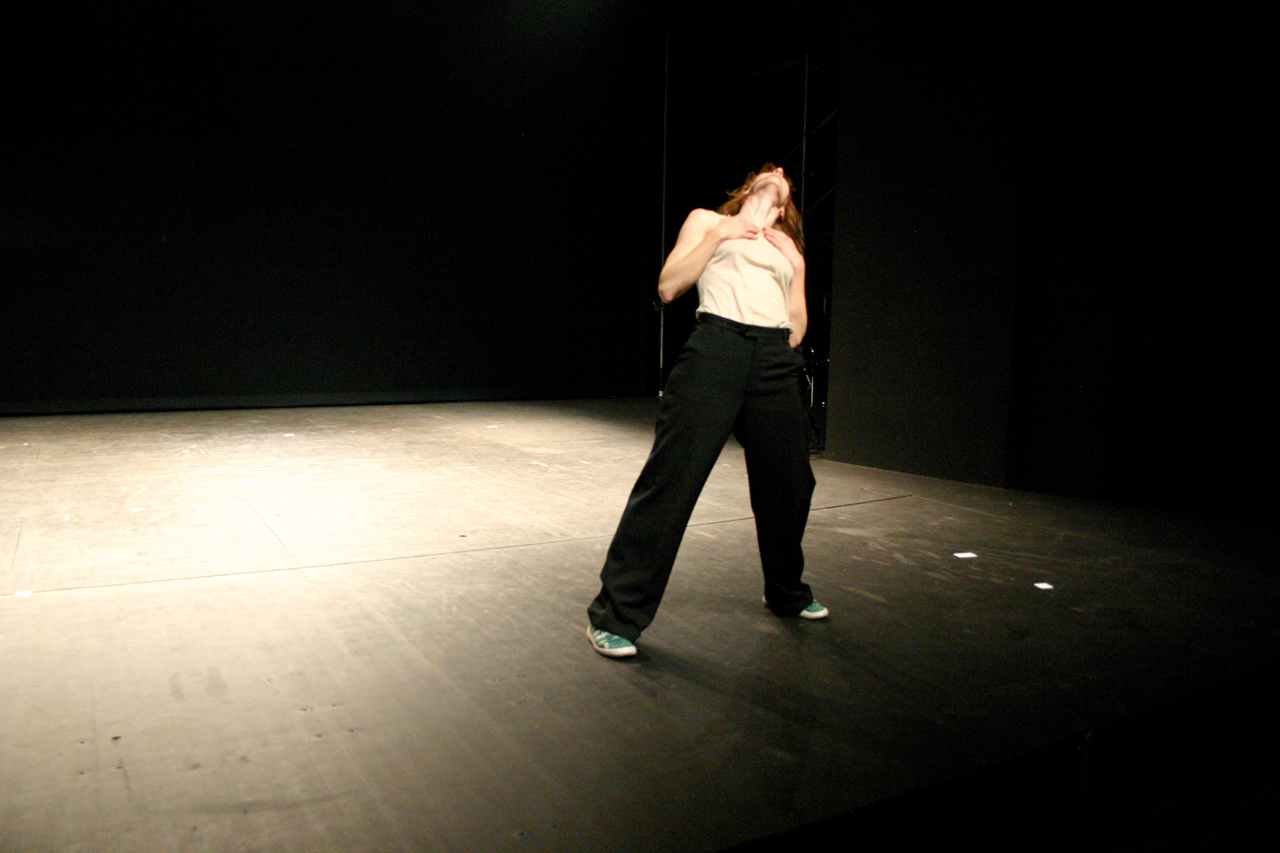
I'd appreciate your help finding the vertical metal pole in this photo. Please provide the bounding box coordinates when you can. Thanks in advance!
[801,52,815,409]
[801,52,809,220]
[658,2,671,397]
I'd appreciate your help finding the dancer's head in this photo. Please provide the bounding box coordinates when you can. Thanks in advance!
[717,163,804,252]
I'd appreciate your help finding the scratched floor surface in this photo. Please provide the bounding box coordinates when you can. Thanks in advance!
[1,399,1274,852]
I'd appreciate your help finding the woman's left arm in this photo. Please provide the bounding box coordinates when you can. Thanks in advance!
[787,264,807,350]
[763,228,807,349]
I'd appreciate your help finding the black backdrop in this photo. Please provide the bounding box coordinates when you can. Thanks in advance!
[824,4,1263,516]
[3,2,664,410]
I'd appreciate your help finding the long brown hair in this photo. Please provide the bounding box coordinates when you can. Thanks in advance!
[716,163,805,254]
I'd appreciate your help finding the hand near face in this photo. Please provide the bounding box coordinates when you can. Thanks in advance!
[762,227,804,271]
[712,216,762,243]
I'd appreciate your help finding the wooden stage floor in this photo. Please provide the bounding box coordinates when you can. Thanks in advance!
[1,398,1274,851]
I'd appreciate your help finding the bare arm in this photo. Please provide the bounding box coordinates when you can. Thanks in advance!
[763,228,807,348]
[787,265,807,349]
[657,209,761,303]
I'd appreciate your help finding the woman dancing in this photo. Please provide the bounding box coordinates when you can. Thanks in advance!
[587,164,826,658]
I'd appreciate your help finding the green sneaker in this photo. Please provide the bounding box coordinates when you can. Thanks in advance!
[763,597,830,620]
[799,601,829,620]
[587,626,637,658]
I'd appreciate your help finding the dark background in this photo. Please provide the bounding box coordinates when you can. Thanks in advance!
[2,2,1261,517]
[825,3,1262,516]
[4,1,664,407]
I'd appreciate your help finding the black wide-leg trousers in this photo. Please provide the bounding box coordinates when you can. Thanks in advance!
[587,314,816,641]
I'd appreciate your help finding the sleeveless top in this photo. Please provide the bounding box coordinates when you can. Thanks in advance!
[695,226,794,329]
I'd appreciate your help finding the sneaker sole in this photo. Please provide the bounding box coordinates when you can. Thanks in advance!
[764,597,829,620]
[586,626,637,658]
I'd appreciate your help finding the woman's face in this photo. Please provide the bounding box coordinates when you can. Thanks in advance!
[750,167,790,204]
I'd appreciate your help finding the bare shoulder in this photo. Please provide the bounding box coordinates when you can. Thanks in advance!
[676,208,722,240]
[685,208,722,226]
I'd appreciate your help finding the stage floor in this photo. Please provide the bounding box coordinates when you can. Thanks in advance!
[1,398,1274,851]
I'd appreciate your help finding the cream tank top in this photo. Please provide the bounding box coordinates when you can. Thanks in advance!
[695,225,794,329]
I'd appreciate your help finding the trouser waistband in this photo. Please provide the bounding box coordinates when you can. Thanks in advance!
[697,312,791,341]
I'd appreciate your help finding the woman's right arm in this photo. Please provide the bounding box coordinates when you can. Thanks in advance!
[657,209,758,303]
